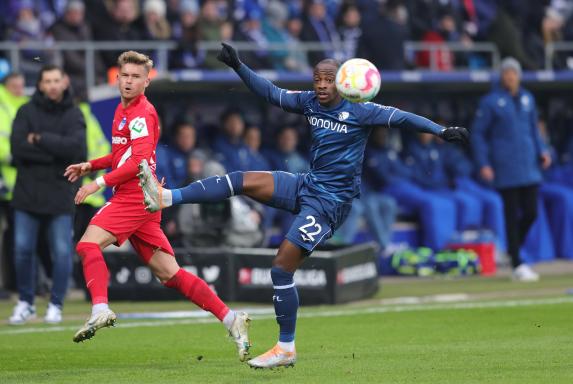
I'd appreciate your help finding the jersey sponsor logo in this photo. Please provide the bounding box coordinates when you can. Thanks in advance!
[338,111,350,121]
[112,136,128,145]
[118,117,127,131]
[286,90,302,93]
[307,116,348,133]
[129,117,149,139]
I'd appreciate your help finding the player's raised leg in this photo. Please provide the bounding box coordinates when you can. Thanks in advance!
[73,225,118,343]
[138,159,274,211]
[248,240,305,369]
[144,244,251,361]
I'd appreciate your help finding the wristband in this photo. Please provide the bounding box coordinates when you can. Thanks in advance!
[95,176,106,188]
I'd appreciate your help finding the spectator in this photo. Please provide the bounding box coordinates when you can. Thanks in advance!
[358,0,409,70]
[336,1,363,61]
[234,7,273,70]
[141,0,172,41]
[300,0,342,66]
[198,0,233,69]
[170,0,205,69]
[156,121,197,188]
[264,126,308,173]
[364,128,456,251]
[7,1,56,84]
[261,0,309,71]
[471,57,551,281]
[92,0,145,69]
[9,65,86,324]
[212,109,250,172]
[49,0,107,98]
[439,136,507,252]
[0,73,28,202]
[244,125,270,171]
[405,132,482,231]
[177,155,263,247]
[0,73,28,298]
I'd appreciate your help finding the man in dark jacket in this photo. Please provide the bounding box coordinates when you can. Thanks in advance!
[471,57,551,282]
[8,65,86,324]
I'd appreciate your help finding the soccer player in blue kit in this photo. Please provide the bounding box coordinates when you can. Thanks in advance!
[138,43,468,368]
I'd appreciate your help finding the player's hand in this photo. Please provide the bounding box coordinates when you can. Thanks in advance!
[64,162,92,182]
[217,42,242,70]
[74,180,100,205]
[540,152,552,169]
[479,166,495,182]
[439,126,469,146]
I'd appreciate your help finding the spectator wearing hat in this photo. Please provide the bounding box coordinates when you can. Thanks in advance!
[141,0,171,41]
[49,0,107,96]
[471,57,552,281]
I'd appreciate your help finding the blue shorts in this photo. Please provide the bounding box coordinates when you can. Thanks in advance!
[268,171,352,254]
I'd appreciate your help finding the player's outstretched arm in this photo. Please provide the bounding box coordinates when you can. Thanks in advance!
[365,105,468,146]
[217,43,308,113]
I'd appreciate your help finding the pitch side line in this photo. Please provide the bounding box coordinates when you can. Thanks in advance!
[1,296,572,336]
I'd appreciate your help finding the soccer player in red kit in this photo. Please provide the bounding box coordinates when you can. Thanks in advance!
[64,51,250,361]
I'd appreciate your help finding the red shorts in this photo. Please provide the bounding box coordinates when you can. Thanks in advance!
[89,198,174,263]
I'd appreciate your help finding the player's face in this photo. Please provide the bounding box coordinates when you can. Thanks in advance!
[118,63,150,102]
[313,63,341,107]
[39,69,66,102]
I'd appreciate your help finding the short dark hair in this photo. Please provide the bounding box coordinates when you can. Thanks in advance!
[220,107,244,124]
[2,72,23,85]
[315,58,341,70]
[36,65,63,85]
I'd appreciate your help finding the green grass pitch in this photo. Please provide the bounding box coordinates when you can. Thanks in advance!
[1,274,572,383]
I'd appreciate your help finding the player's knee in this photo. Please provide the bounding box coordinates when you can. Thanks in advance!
[76,242,100,259]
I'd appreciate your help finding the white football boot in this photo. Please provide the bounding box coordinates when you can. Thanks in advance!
[137,159,165,213]
[512,264,540,282]
[9,300,36,325]
[248,344,297,369]
[228,312,251,361]
[73,309,117,343]
[44,303,63,324]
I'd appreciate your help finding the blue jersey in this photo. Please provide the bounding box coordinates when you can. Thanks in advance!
[236,65,443,203]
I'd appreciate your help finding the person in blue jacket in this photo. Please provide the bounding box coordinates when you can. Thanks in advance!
[139,43,468,368]
[155,121,197,188]
[212,109,251,172]
[471,57,551,281]
[364,128,457,251]
[243,125,271,171]
[263,125,309,174]
[405,132,482,231]
[439,138,507,252]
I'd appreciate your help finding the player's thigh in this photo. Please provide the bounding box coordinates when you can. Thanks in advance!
[243,171,274,202]
[129,220,175,264]
[79,225,117,249]
[284,207,333,256]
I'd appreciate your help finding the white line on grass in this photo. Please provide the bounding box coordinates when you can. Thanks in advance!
[1,296,572,336]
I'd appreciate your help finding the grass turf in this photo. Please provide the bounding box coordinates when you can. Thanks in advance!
[1,275,572,383]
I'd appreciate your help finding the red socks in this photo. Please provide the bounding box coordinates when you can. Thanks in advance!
[76,242,109,305]
[164,269,229,321]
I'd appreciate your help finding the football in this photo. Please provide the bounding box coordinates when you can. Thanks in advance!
[335,58,381,103]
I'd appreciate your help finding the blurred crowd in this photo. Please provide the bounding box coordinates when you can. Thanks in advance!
[1,0,573,97]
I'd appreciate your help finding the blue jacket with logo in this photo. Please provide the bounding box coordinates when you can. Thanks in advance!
[471,86,545,189]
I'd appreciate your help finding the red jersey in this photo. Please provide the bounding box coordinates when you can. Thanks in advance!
[89,94,159,200]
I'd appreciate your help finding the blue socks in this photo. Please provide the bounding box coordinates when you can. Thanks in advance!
[172,171,244,205]
[271,267,298,342]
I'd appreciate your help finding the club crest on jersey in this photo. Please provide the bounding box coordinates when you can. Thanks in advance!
[118,117,127,131]
[338,111,349,121]
[129,117,149,139]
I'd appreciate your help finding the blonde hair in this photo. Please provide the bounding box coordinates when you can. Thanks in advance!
[117,51,154,73]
